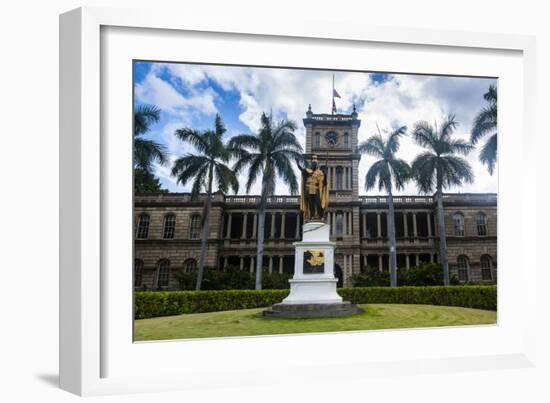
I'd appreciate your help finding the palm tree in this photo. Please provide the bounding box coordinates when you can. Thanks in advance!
[358,126,410,287]
[471,85,498,174]
[172,114,239,290]
[133,104,167,172]
[411,115,474,285]
[229,113,303,290]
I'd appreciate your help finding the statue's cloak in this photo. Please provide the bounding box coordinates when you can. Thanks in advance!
[300,167,330,220]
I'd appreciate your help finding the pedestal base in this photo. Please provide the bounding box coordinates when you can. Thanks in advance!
[263,301,364,318]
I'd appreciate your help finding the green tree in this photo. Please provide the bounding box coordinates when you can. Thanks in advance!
[411,115,474,285]
[471,85,498,174]
[133,104,167,192]
[133,104,167,172]
[172,114,239,290]
[134,168,167,193]
[229,113,303,290]
[358,126,410,287]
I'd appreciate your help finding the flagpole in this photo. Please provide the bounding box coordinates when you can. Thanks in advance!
[332,74,334,114]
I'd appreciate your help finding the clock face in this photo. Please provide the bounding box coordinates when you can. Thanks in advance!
[325,131,339,146]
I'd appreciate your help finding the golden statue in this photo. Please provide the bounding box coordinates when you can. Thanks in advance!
[298,155,329,221]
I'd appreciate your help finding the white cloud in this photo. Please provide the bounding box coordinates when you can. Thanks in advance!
[141,63,497,196]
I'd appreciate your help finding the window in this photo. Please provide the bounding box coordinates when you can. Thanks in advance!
[335,212,344,236]
[184,258,198,273]
[343,132,349,147]
[457,255,470,282]
[453,212,465,236]
[136,213,150,239]
[335,166,343,190]
[476,212,487,236]
[480,255,493,280]
[314,132,321,148]
[163,214,176,239]
[134,259,144,287]
[157,259,170,288]
[189,214,201,239]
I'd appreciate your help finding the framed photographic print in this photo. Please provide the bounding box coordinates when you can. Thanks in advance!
[60,6,536,396]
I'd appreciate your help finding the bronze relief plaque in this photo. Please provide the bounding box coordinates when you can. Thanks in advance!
[303,249,325,274]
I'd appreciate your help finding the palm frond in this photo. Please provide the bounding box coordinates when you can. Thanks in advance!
[174,128,209,153]
[479,133,497,175]
[134,138,167,172]
[134,104,161,136]
[411,121,436,148]
[358,135,385,157]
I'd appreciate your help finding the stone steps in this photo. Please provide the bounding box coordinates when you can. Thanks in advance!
[262,301,364,318]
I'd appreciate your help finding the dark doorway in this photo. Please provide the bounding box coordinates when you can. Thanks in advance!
[334,264,343,288]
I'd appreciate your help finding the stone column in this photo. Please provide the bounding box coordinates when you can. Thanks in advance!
[252,213,257,239]
[281,212,286,239]
[268,256,273,273]
[279,256,284,273]
[378,255,383,272]
[348,211,352,235]
[295,213,300,239]
[377,212,382,238]
[226,213,232,239]
[412,213,418,237]
[249,257,254,272]
[430,253,434,263]
[403,211,408,238]
[427,213,432,237]
[415,254,420,266]
[362,213,367,238]
[223,256,228,267]
[406,255,410,269]
[239,257,244,271]
[270,213,276,239]
[241,213,248,239]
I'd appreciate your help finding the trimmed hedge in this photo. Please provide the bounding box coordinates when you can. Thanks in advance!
[135,285,496,319]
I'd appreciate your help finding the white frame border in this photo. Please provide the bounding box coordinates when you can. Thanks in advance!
[59,6,537,396]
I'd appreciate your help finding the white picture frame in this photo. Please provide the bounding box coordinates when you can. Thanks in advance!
[59,6,537,396]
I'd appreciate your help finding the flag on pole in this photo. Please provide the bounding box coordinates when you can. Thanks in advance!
[331,74,340,114]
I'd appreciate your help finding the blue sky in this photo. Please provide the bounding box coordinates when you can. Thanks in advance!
[134,61,497,195]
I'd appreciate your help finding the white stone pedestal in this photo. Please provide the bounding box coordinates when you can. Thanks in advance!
[281,221,343,304]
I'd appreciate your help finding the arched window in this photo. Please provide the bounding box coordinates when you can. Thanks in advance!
[156,259,170,288]
[163,213,176,239]
[453,212,465,236]
[343,132,349,147]
[183,258,198,273]
[335,166,343,190]
[476,212,487,236]
[136,213,150,239]
[335,212,344,236]
[189,214,201,239]
[480,255,493,280]
[457,255,470,282]
[134,259,144,287]
[314,132,321,148]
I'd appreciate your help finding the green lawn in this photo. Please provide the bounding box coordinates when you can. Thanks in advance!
[134,304,496,341]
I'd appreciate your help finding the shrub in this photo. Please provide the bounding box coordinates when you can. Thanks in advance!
[135,289,289,319]
[173,266,291,290]
[340,286,496,311]
[134,285,496,319]
[351,263,460,287]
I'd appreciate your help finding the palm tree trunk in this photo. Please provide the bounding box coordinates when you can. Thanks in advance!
[436,185,450,286]
[196,165,213,290]
[387,188,398,287]
[255,175,269,290]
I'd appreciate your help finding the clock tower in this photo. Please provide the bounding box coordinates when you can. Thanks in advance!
[303,104,362,284]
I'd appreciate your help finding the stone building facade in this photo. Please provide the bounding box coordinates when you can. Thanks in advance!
[134,108,497,289]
